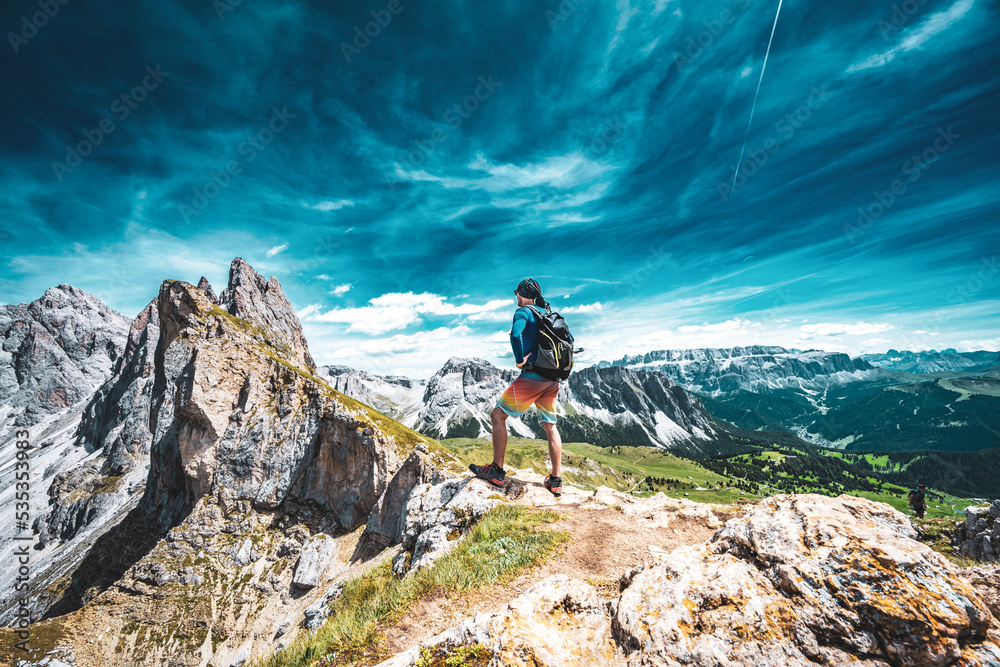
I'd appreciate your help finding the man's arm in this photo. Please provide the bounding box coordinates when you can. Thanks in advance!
[510,308,532,367]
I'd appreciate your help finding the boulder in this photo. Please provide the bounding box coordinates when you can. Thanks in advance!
[376,575,620,667]
[303,581,345,630]
[957,501,1000,562]
[293,534,337,589]
[613,494,1000,666]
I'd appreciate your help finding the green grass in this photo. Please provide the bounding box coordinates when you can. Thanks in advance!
[441,437,734,498]
[252,504,567,667]
[439,437,980,513]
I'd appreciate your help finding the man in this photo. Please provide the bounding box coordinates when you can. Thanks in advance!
[470,278,565,496]
[908,484,927,519]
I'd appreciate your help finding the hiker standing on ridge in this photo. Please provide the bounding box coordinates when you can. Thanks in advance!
[470,278,567,497]
[908,484,927,519]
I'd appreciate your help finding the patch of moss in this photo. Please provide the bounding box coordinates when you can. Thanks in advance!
[416,643,492,666]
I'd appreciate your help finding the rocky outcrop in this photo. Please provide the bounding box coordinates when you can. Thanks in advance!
[11,259,430,635]
[293,534,338,588]
[392,476,503,576]
[956,500,1000,562]
[217,257,315,370]
[612,494,1000,666]
[355,449,452,561]
[380,494,1000,667]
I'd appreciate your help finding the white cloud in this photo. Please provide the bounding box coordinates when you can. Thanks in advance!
[467,152,612,192]
[296,303,322,319]
[548,213,599,225]
[307,199,355,211]
[847,0,974,72]
[302,292,509,334]
[561,302,604,314]
[957,338,1000,351]
[678,318,760,333]
[315,274,332,281]
[911,329,940,336]
[799,322,895,338]
[858,337,893,352]
[331,283,352,296]
[266,243,289,257]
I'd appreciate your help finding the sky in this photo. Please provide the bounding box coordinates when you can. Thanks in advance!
[1,0,998,378]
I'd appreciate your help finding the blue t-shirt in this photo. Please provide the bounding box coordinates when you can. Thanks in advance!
[509,306,545,380]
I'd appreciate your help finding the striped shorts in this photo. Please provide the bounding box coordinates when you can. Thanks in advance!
[496,375,560,424]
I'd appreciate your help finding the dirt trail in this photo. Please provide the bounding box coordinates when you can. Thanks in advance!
[382,473,739,656]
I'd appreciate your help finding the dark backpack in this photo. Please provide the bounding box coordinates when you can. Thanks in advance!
[525,305,579,381]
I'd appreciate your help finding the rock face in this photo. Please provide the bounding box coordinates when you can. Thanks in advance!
[217,257,315,370]
[604,345,877,395]
[0,284,130,429]
[293,534,338,588]
[380,494,1000,667]
[355,450,451,561]
[391,476,503,576]
[956,500,1000,562]
[566,365,714,447]
[0,286,132,625]
[3,259,430,649]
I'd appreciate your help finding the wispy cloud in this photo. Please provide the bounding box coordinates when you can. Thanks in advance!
[847,0,975,72]
[266,243,289,257]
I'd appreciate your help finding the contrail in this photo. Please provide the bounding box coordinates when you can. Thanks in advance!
[730,0,785,195]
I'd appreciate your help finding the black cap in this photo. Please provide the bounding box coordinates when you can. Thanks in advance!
[515,278,541,299]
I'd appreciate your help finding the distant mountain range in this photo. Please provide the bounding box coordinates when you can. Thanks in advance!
[858,349,1000,374]
[322,358,719,455]
[320,345,1000,456]
[600,346,1000,453]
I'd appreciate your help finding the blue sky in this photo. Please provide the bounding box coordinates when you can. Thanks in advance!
[1,0,998,377]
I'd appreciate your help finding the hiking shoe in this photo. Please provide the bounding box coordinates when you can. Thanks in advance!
[469,462,506,487]
[544,474,563,497]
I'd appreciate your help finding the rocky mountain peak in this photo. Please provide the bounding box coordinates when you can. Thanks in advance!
[0,283,130,426]
[216,257,315,370]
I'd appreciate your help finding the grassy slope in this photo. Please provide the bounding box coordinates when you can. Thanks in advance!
[251,505,566,667]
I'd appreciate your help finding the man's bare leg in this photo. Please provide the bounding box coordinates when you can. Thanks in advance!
[490,406,509,469]
[541,421,562,477]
